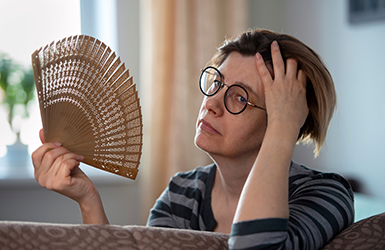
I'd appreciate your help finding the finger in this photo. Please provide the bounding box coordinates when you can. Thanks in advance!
[39,153,83,190]
[297,69,307,88]
[57,153,84,177]
[31,142,62,172]
[35,146,69,180]
[57,158,82,183]
[39,129,45,144]
[51,152,83,177]
[270,41,285,79]
[255,52,273,86]
[286,58,298,80]
[41,154,66,189]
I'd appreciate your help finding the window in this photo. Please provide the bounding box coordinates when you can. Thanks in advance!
[0,0,81,178]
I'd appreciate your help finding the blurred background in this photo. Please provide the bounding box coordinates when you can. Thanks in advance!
[1,0,385,226]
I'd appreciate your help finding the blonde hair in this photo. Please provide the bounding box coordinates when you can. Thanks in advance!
[209,29,336,156]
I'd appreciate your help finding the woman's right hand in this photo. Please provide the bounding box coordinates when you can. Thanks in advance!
[31,129,109,224]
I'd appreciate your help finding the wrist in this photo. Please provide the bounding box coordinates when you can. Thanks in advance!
[78,188,109,224]
[266,119,300,146]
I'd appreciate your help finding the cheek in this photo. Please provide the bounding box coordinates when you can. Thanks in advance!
[239,115,267,142]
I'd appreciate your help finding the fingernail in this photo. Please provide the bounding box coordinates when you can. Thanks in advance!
[76,155,84,161]
[53,142,62,147]
[272,41,279,47]
[256,53,262,60]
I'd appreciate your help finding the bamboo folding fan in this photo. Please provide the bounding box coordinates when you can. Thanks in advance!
[31,35,142,179]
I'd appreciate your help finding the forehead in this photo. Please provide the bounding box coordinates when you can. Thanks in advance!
[217,52,262,96]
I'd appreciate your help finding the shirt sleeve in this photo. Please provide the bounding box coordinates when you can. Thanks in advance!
[228,175,355,250]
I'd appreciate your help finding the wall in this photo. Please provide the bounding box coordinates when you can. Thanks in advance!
[315,0,385,198]
[0,172,140,225]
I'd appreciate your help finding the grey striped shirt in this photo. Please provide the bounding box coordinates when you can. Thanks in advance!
[147,162,354,249]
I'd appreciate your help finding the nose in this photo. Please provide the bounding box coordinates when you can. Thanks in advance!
[202,89,225,116]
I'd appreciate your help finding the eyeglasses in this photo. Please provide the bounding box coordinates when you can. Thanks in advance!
[199,66,266,115]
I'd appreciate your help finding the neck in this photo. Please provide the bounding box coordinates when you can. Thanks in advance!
[212,153,257,200]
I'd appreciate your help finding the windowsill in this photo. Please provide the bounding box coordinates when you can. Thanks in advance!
[0,141,137,188]
[0,139,142,186]
[0,162,136,188]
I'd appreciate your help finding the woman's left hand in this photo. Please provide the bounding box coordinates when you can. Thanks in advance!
[256,40,309,134]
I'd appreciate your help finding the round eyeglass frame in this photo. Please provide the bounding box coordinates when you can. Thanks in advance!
[199,66,266,115]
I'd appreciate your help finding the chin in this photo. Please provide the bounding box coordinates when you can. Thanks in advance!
[194,134,204,151]
[194,139,217,164]
[194,132,212,154]
[195,136,222,161]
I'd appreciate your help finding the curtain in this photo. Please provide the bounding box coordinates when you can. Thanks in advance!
[139,0,248,224]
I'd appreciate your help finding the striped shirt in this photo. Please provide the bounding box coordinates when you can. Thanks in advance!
[147,162,354,250]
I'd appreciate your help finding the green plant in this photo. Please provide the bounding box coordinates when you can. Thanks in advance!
[0,52,35,137]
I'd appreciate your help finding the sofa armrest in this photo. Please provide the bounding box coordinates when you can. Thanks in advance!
[322,212,385,250]
[6,213,383,250]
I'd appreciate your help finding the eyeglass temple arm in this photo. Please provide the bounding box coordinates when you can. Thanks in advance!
[247,102,266,111]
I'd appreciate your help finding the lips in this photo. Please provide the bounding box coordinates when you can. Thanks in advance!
[199,119,221,134]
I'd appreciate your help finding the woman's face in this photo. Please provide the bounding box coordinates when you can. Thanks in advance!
[195,52,267,160]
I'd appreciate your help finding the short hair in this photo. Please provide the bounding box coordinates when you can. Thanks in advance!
[208,29,336,156]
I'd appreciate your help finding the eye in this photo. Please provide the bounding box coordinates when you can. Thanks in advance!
[213,80,221,88]
[208,79,221,91]
[236,95,247,104]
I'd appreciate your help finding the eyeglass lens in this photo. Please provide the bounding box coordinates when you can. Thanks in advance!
[224,85,248,114]
[200,67,221,96]
[200,67,249,114]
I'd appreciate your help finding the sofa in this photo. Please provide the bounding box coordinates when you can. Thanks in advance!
[0,212,384,250]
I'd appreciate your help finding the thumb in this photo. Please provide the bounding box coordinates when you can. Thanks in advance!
[39,129,45,144]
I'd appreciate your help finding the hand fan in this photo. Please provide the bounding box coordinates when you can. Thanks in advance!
[31,35,142,179]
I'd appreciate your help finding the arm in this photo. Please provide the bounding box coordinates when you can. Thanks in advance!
[230,41,354,249]
[230,169,354,249]
[229,41,314,249]
[32,129,109,224]
[233,41,308,223]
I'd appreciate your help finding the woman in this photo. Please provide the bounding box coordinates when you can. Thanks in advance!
[32,29,354,249]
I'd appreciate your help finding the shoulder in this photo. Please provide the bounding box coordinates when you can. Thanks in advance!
[289,161,355,229]
[173,164,215,179]
[169,164,216,189]
[148,164,216,229]
[289,161,354,198]
[286,162,355,248]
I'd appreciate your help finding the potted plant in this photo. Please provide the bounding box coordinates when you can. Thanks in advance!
[0,52,35,173]
[0,52,35,140]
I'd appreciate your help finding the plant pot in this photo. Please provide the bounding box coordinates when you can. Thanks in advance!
[0,138,33,179]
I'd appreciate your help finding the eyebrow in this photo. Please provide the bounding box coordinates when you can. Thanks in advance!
[221,72,259,98]
[234,81,258,97]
